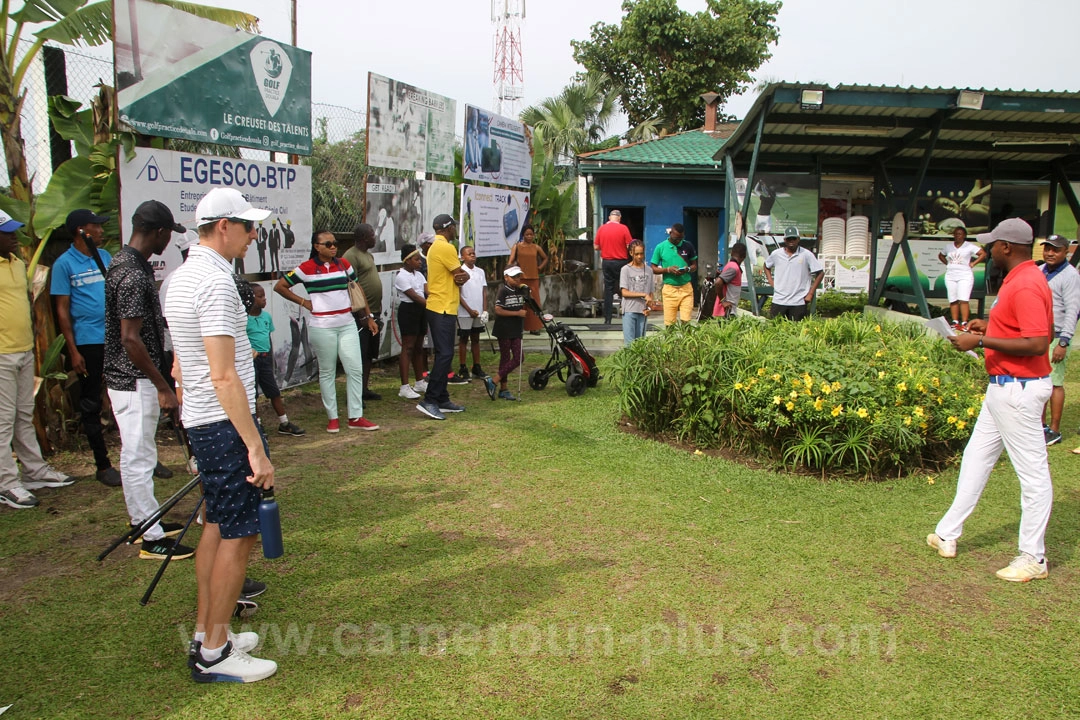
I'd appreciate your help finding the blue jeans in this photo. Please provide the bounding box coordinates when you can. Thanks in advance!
[623,312,647,347]
[424,311,457,405]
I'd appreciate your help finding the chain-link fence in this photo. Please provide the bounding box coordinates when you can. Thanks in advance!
[16,40,373,236]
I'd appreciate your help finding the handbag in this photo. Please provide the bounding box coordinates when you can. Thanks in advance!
[336,259,368,313]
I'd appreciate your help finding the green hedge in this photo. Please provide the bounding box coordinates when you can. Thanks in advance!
[610,314,986,479]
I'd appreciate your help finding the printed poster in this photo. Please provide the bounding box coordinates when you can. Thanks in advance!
[463,105,533,189]
[364,177,453,265]
[366,73,456,175]
[460,184,531,258]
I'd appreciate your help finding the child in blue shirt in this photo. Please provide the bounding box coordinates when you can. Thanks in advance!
[247,284,305,436]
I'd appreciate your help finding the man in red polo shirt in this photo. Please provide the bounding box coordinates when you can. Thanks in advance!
[927,218,1054,582]
[593,209,633,325]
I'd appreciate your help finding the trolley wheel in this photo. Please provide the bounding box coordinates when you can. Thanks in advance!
[586,371,600,388]
[528,368,549,391]
[565,372,586,397]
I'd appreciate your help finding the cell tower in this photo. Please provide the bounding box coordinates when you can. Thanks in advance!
[492,0,525,117]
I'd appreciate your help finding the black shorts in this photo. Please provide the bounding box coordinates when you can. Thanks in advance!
[398,302,426,337]
[253,353,280,399]
[187,417,268,540]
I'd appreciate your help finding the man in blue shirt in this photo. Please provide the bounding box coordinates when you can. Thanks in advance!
[51,209,120,487]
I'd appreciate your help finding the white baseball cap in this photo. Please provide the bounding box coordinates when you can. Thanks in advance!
[503,265,524,277]
[0,210,25,233]
[195,188,272,227]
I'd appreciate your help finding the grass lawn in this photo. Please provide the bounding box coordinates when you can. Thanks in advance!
[3,350,1080,718]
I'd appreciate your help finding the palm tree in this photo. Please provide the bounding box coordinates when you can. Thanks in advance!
[520,71,620,164]
[1,0,259,203]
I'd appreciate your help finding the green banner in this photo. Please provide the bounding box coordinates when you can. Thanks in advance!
[118,36,312,155]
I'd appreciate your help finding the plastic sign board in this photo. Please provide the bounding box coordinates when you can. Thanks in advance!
[366,73,456,175]
[460,184,531,258]
[115,0,312,154]
[463,105,533,190]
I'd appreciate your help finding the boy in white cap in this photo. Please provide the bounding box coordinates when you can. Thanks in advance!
[483,266,528,401]
[164,187,278,682]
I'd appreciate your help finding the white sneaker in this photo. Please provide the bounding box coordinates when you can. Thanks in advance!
[189,631,259,654]
[414,379,428,393]
[995,553,1048,582]
[191,642,277,683]
[399,384,421,400]
[0,486,39,509]
[926,533,956,558]
[22,467,75,489]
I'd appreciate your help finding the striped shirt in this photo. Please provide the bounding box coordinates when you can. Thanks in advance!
[282,258,357,328]
[163,245,255,429]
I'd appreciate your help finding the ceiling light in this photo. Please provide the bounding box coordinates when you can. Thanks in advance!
[803,126,893,137]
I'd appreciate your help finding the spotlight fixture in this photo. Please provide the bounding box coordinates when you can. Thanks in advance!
[956,90,984,110]
[800,89,824,111]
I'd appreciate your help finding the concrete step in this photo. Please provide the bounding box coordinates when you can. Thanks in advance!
[519,317,662,357]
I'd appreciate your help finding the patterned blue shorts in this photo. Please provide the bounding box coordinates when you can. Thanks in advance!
[187,416,269,539]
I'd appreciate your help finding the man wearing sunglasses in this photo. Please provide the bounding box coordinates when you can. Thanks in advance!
[165,187,278,683]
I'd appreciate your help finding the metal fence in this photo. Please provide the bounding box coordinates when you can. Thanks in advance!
[16,40,372,235]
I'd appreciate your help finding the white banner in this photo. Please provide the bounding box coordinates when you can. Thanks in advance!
[250,281,319,390]
[460,184,531,258]
[118,147,313,281]
[364,176,453,265]
[366,73,456,175]
[463,105,533,190]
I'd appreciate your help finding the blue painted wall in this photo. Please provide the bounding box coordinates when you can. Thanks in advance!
[595,177,726,262]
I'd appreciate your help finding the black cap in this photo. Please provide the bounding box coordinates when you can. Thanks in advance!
[433,214,457,231]
[66,209,110,235]
[1043,234,1070,248]
[131,200,186,233]
[783,226,800,239]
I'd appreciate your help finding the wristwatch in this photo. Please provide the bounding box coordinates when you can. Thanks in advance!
[1060,338,1070,348]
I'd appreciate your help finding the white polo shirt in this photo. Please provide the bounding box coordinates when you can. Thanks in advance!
[163,245,255,429]
[765,246,824,306]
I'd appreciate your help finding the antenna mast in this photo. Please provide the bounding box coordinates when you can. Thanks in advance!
[492,0,525,117]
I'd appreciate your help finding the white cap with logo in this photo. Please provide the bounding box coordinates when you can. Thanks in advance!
[0,210,25,233]
[195,188,272,227]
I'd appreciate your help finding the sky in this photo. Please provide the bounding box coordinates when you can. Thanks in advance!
[197,0,1080,133]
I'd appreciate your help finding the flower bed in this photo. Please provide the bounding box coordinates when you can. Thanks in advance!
[610,314,986,478]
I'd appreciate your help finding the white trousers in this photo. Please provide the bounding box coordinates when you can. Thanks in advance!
[108,379,165,541]
[0,350,49,492]
[935,379,1053,560]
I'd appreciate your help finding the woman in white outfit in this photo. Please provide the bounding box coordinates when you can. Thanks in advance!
[938,226,986,329]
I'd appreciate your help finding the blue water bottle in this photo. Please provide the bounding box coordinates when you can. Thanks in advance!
[259,488,284,559]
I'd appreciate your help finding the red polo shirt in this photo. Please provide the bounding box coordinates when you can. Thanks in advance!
[984,259,1053,377]
[594,221,632,261]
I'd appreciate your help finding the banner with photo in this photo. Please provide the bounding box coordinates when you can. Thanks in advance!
[366,73,456,175]
[734,174,820,240]
[463,105,533,189]
[118,147,312,281]
[115,0,311,154]
[250,281,319,391]
[363,176,454,265]
[890,177,992,236]
[460,184,531,258]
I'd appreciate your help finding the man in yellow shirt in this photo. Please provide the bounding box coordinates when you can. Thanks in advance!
[417,214,469,421]
[0,211,75,509]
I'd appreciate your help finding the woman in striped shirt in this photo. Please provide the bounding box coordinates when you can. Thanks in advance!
[275,231,379,433]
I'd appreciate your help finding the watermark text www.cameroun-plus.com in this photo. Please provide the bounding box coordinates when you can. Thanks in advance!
[179,619,896,663]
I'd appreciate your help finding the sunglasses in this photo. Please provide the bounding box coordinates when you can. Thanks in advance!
[229,218,255,232]
[318,241,338,248]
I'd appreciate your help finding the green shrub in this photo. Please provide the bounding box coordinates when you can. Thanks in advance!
[609,314,986,479]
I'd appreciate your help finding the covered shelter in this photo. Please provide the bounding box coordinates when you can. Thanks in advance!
[715,83,1080,316]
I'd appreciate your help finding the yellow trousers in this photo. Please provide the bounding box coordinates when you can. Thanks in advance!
[662,282,694,325]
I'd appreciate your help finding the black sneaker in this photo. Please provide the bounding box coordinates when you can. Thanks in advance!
[234,597,259,618]
[447,372,469,385]
[277,421,306,437]
[96,467,122,487]
[241,577,267,598]
[129,521,184,544]
[1046,428,1063,446]
[153,462,174,479]
[458,365,470,379]
[362,389,382,401]
[438,401,465,413]
[187,639,202,670]
[471,365,486,380]
[139,537,195,560]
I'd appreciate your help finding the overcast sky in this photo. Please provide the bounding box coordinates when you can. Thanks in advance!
[80,0,1080,131]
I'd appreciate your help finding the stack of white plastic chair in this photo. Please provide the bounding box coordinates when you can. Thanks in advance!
[820,217,846,257]
[845,215,870,255]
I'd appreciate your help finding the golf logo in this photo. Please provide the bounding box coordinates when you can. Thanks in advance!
[250,40,293,117]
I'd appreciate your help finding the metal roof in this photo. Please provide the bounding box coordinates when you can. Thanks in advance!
[578,125,737,177]
[717,83,1080,179]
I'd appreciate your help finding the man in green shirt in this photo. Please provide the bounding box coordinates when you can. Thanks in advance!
[649,223,697,325]
[344,223,385,401]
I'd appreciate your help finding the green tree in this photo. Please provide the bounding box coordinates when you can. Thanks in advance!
[520,71,620,164]
[528,126,583,271]
[1,0,258,204]
[571,0,781,132]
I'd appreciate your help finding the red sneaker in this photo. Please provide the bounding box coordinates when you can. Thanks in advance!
[326,419,340,433]
[347,417,380,431]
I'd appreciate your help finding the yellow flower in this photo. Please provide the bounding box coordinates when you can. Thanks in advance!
[831,381,842,391]
[821,384,832,396]
[856,407,868,418]
[967,407,975,417]
[757,367,767,376]
[789,390,799,400]
[734,382,744,390]
[927,476,935,485]
[792,378,802,387]
[772,373,782,382]
[878,371,886,379]
[874,350,884,358]
[903,416,912,426]
[773,396,783,405]
[896,381,908,392]
[917,384,926,392]
[814,398,824,411]
[932,377,940,387]
[748,378,757,386]
[913,406,924,417]
[803,376,814,390]
[874,324,882,333]
[831,405,844,417]
[786,401,795,411]
[920,421,928,430]
[947,416,957,424]
[957,420,967,430]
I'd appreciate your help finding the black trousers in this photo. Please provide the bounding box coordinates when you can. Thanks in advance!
[602,258,628,324]
[76,344,111,470]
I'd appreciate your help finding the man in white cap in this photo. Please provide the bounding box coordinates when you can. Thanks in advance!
[0,211,75,509]
[928,218,1054,582]
[165,187,277,682]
